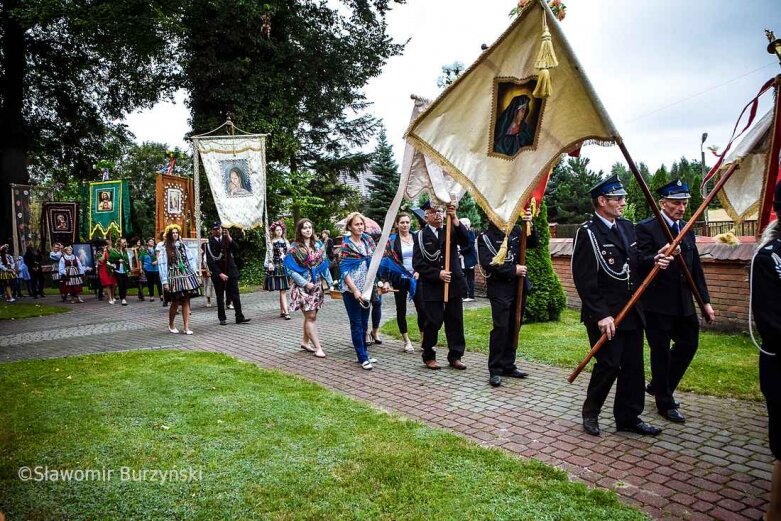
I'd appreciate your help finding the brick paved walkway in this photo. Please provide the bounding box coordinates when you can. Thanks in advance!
[0,291,772,520]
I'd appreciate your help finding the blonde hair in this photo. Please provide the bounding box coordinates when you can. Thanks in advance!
[344,212,366,233]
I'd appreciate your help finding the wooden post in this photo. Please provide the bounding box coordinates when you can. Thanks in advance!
[512,221,530,350]
[617,140,710,319]
[568,160,741,383]
[443,211,452,303]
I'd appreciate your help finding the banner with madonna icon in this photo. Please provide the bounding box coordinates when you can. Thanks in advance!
[43,202,80,247]
[83,180,131,239]
[192,134,268,229]
[156,173,195,238]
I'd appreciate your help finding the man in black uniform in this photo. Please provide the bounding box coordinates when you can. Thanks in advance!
[205,222,250,326]
[636,179,715,424]
[752,181,781,521]
[572,175,671,437]
[413,200,470,370]
[478,211,538,387]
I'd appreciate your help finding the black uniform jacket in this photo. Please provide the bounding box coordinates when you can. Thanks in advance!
[636,216,709,317]
[571,216,644,330]
[413,222,469,301]
[206,236,240,279]
[752,237,781,354]
[478,224,539,299]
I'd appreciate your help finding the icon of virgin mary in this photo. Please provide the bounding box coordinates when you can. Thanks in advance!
[493,94,534,156]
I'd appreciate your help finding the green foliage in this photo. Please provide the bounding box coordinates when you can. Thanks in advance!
[0,350,643,519]
[234,228,267,286]
[364,127,400,225]
[545,157,603,224]
[436,61,464,88]
[457,192,485,230]
[182,0,404,226]
[525,200,566,322]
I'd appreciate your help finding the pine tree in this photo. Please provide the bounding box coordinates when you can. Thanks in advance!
[525,199,567,322]
[364,127,400,226]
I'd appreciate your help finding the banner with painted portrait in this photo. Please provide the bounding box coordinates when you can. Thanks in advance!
[43,202,80,247]
[11,184,52,254]
[84,180,131,239]
[193,135,267,229]
[156,174,195,238]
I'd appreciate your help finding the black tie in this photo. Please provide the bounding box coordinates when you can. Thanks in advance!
[672,221,680,237]
[613,223,628,250]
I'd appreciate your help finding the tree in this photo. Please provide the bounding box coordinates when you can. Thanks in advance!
[181,0,404,233]
[545,156,603,224]
[364,127,400,225]
[0,0,182,241]
[525,199,566,322]
[437,61,464,89]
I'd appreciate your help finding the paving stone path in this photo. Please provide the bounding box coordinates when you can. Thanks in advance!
[0,291,772,520]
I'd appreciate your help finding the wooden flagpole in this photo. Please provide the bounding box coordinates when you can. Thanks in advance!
[568,160,741,383]
[511,221,530,349]
[617,140,710,320]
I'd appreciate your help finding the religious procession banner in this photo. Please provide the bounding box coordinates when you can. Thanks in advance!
[192,135,267,229]
[43,202,80,247]
[403,96,466,206]
[709,106,780,227]
[84,180,131,239]
[404,0,618,230]
[156,174,195,238]
[11,184,51,254]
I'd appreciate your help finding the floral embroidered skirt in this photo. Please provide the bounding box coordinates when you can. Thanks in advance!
[289,284,324,312]
[60,265,83,294]
[264,262,289,291]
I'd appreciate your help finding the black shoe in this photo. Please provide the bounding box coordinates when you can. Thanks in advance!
[489,375,502,387]
[236,318,251,324]
[617,420,662,436]
[219,320,227,326]
[503,369,528,379]
[583,417,601,436]
[163,302,168,307]
[659,408,686,424]
[645,383,680,407]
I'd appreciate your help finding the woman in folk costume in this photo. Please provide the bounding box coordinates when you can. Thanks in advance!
[58,245,85,303]
[159,224,201,335]
[0,244,16,302]
[340,212,389,370]
[49,242,65,301]
[284,218,333,358]
[109,237,131,306]
[264,220,291,319]
[97,238,117,304]
[379,212,421,353]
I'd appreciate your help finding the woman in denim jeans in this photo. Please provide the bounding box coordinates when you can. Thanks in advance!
[339,212,388,370]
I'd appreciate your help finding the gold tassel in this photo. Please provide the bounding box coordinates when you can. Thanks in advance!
[532,12,558,98]
[490,235,509,265]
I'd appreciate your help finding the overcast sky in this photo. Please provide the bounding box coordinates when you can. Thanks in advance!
[126,0,780,176]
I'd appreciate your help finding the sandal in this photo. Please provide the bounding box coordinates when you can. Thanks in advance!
[300,343,316,353]
[283,313,291,320]
[168,326,179,334]
[314,350,326,358]
[371,332,382,345]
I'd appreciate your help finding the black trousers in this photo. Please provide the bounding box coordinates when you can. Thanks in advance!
[394,287,424,335]
[420,298,465,362]
[487,292,527,376]
[213,276,243,322]
[115,273,128,300]
[464,267,475,298]
[582,324,645,426]
[645,312,699,411]
[145,271,162,298]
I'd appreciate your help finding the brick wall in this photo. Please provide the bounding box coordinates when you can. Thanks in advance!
[549,238,753,332]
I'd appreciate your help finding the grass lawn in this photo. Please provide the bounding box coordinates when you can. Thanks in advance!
[381,307,760,401]
[0,301,69,320]
[0,351,643,520]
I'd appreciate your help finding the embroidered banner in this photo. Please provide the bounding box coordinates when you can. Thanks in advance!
[156,174,195,238]
[11,184,52,253]
[404,0,618,230]
[43,202,80,246]
[193,135,267,229]
[84,180,131,239]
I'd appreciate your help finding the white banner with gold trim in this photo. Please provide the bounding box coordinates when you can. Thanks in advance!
[193,135,267,229]
[405,0,618,230]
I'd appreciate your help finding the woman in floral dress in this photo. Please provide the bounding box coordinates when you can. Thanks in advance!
[58,245,85,303]
[284,218,333,358]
